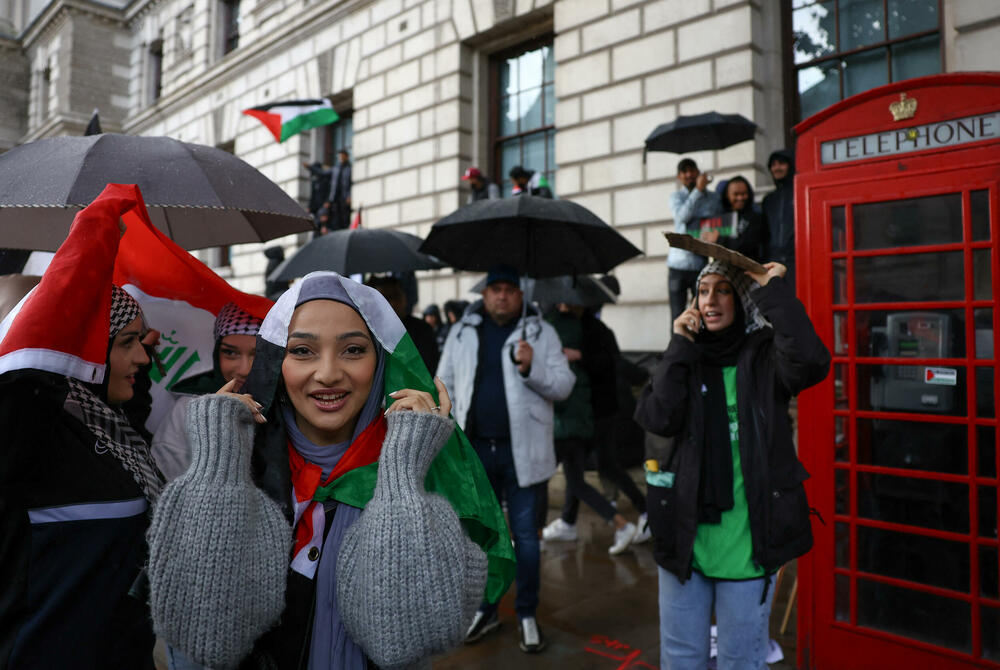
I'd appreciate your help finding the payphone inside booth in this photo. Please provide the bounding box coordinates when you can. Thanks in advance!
[793,74,1000,670]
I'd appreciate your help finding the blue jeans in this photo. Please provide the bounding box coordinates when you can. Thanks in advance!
[473,437,541,619]
[658,567,773,670]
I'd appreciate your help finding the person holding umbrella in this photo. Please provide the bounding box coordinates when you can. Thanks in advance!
[437,265,574,653]
[634,259,829,670]
[668,158,723,322]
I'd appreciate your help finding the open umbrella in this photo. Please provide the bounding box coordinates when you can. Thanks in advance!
[268,228,444,283]
[644,112,756,157]
[420,195,641,278]
[0,134,313,251]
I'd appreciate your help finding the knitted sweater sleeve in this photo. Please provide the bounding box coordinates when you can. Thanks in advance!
[337,410,488,669]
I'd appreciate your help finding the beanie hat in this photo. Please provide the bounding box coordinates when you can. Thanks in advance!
[148,394,291,668]
[337,410,488,668]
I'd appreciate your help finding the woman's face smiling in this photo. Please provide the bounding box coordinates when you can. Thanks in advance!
[281,300,377,446]
[107,316,150,405]
[697,274,736,332]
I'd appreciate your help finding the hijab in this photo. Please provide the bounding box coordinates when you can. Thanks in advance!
[170,302,263,395]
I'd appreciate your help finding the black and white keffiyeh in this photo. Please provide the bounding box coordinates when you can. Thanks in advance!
[64,378,164,503]
[110,284,142,338]
[696,260,770,334]
[213,302,262,340]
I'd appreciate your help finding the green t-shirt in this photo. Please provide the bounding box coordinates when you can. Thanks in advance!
[691,366,764,580]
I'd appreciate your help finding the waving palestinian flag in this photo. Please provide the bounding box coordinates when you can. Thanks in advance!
[242,99,340,143]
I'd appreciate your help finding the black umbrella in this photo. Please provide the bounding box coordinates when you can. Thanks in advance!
[0,134,313,251]
[420,195,641,279]
[644,112,756,156]
[268,228,444,283]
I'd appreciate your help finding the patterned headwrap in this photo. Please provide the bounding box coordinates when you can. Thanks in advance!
[110,284,143,338]
[214,302,263,340]
[696,260,770,334]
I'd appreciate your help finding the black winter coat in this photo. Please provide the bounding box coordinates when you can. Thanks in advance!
[0,371,154,670]
[634,278,830,580]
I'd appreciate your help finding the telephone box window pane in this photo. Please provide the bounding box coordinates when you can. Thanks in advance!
[974,249,992,301]
[971,190,990,242]
[857,578,970,652]
[981,486,997,538]
[984,607,1000,661]
[835,574,851,622]
[834,311,848,355]
[854,251,964,303]
[857,525,969,592]
[856,418,967,474]
[833,259,847,304]
[977,368,995,418]
[980,425,997,478]
[858,472,968,533]
[890,35,941,82]
[982,545,999,599]
[888,0,939,39]
[836,468,850,515]
[858,363,966,416]
[853,194,962,250]
[843,47,888,98]
[799,62,840,120]
[832,205,846,251]
[840,0,885,51]
[975,309,994,359]
[835,363,849,409]
[835,415,849,462]
[856,309,965,360]
[793,1,836,65]
[835,521,850,567]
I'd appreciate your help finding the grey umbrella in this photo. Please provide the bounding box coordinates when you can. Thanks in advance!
[0,134,313,251]
[268,227,444,283]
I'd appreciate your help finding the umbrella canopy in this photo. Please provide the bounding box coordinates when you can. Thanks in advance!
[0,134,313,251]
[268,227,444,283]
[644,112,757,154]
[420,195,641,279]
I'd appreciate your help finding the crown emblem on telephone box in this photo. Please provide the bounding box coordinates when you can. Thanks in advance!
[890,93,918,122]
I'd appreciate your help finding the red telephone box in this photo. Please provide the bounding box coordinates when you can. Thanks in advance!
[795,73,1000,669]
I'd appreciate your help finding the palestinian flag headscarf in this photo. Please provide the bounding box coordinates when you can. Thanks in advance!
[243,271,514,669]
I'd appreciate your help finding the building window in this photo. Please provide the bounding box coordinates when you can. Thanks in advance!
[220,0,241,55]
[491,38,556,196]
[148,38,163,103]
[323,111,353,164]
[791,0,941,121]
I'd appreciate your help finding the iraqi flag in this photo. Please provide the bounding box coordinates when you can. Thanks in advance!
[0,183,272,433]
[242,99,340,143]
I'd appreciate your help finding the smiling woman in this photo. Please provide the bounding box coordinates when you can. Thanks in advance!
[149,272,513,670]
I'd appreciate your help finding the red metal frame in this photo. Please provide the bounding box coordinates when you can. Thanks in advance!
[794,73,1000,670]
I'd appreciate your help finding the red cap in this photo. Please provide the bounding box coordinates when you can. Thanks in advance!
[461,167,482,180]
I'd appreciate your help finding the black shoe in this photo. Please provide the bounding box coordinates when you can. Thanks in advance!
[518,616,545,653]
[465,609,500,643]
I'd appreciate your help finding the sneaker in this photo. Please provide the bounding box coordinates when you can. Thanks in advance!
[609,521,638,555]
[633,513,652,544]
[465,609,500,643]
[542,518,578,542]
[518,616,546,653]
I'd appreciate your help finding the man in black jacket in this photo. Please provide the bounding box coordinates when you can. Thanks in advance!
[762,149,796,290]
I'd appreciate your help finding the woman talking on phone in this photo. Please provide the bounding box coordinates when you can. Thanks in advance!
[635,259,829,670]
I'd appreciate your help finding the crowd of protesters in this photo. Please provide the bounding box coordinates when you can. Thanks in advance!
[0,146,827,670]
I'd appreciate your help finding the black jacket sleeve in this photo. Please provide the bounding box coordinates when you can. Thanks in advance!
[753,277,831,397]
[633,334,699,437]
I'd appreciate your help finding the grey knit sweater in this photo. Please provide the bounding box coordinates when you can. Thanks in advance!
[337,410,488,669]
[148,394,291,669]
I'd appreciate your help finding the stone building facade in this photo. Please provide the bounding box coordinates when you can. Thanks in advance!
[1,0,997,351]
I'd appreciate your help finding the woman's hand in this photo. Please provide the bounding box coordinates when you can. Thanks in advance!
[746,261,787,287]
[673,305,702,342]
[385,377,453,417]
[699,229,720,244]
[216,378,267,424]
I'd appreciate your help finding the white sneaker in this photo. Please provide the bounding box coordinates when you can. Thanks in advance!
[609,521,638,555]
[542,518,578,541]
[518,616,545,653]
[633,513,652,544]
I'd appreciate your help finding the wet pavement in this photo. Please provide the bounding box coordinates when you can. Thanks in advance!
[434,469,799,669]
